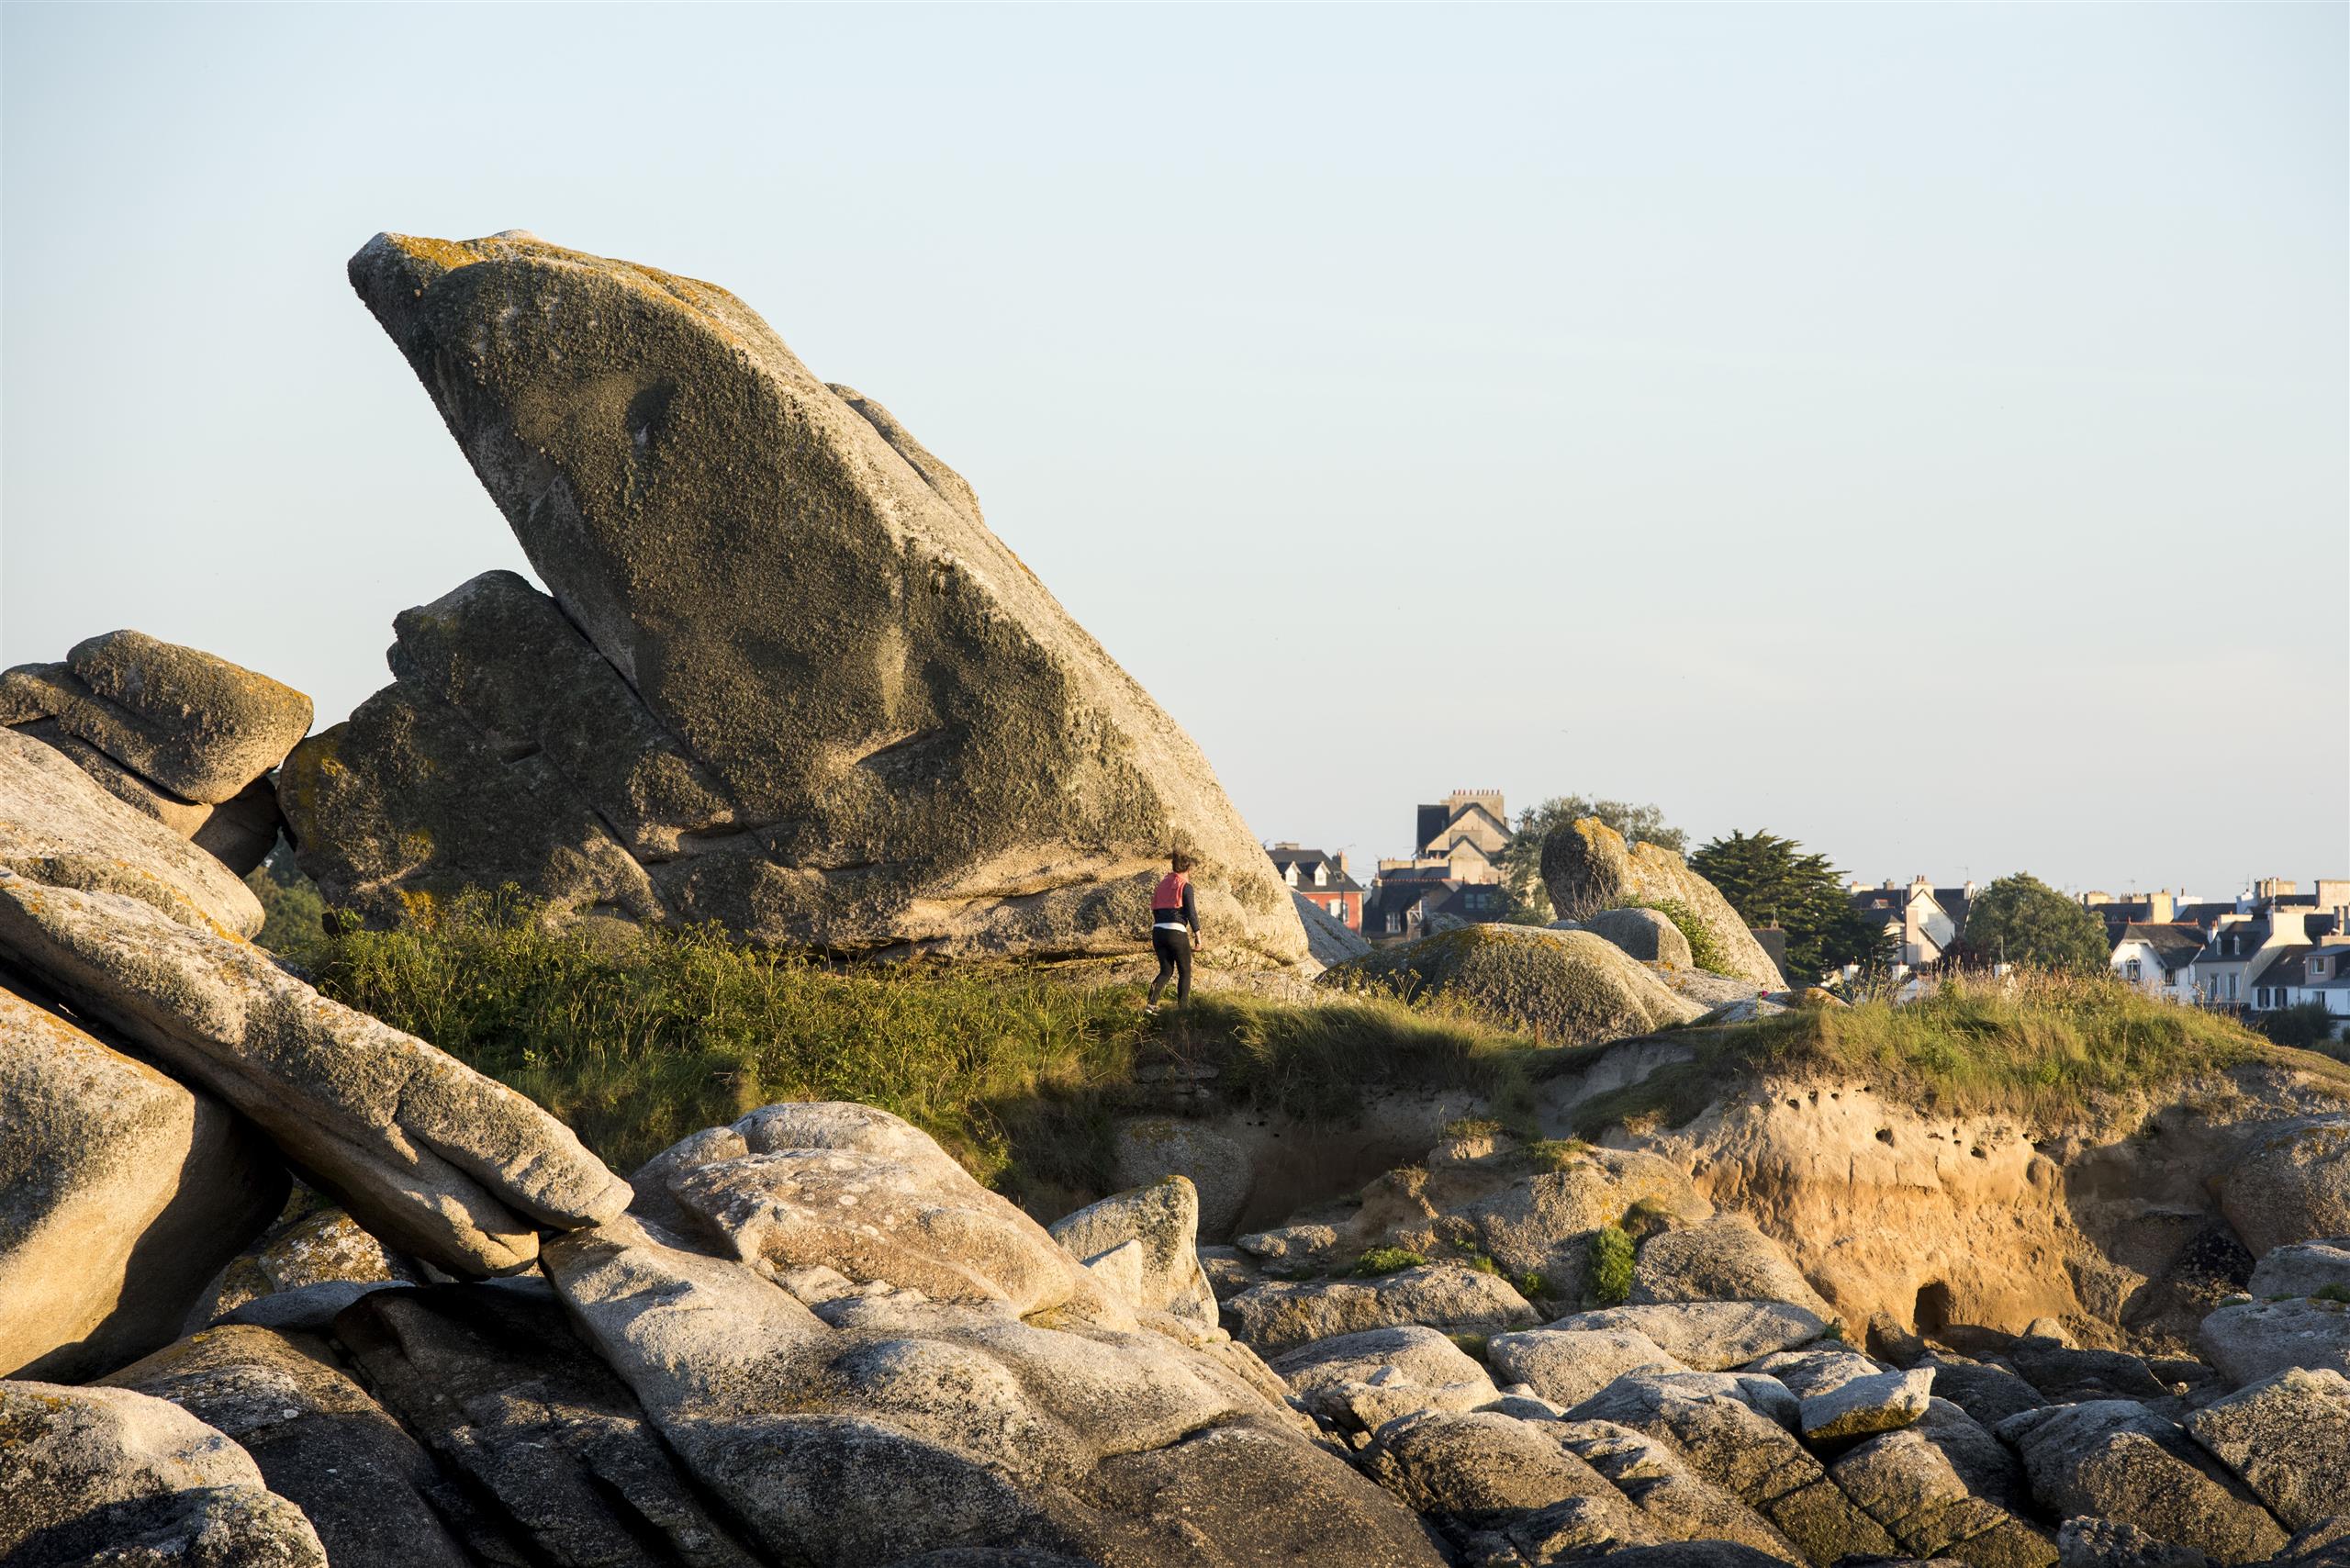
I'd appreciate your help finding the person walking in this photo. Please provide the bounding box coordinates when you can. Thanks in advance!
[1146,850,1199,1011]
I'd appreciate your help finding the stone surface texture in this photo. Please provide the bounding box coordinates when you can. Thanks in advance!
[1539,818,1782,988]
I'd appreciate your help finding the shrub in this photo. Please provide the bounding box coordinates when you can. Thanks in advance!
[1524,1137,1592,1172]
[1518,1271,1553,1300]
[1353,1247,1432,1278]
[1587,1225,1635,1305]
[1638,898,1727,974]
[1449,1332,1491,1360]
[2260,1002,2339,1051]
[244,851,326,958]
[2316,1283,2350,1305]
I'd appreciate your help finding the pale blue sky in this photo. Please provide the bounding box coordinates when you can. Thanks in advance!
[5,3,2344,899]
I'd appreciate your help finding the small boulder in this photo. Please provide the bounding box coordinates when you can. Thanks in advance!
[1582,906,1695,968]
[2000,1400,2288,1564]
[1,985,284,1380]
[1541,1301,1830,1371]
[1322,924,1705,1047]
[0,1379,326,1566]
[1798,1366,1934,1442]
[1223,1265,1538,1357]
[1552,1417,1803,1562]
[2183,1367,2350,1531]
[1359,1408,1651,1537]
[1113,1117,1252,1238]
[1631,1213,1833,1319]
[1539,819,1783,989]
[1487,1326,1687,1409]
[2009,1334,2173,1404]
[2057,1518,2218,1568]
[2248,1238,2350,1301]
[1049,1176,1218,1327]
[1830,1398,2053,1568]
[2198,1298,2350,1388]
[2221,1121,2350,1259]
[1270,1326,1501,1432]
[1927,1354,2051,1428]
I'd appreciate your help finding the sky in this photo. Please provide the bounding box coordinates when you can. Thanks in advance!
[4,3,2344,901]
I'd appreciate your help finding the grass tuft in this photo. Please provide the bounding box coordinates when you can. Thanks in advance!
[1587,1225,1636,1305]
[1353,1247,1433,1277]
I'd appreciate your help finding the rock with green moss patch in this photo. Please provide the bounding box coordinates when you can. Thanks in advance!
[328,229,1304,968]
[1540,820,1781,989]
[1323,924,1704,1047]
[2183,1367,2350,1531]
[2248,1239,2350,1300]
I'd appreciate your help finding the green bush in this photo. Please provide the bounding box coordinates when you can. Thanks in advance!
[1353,1247,1432,1277]
[244,854,326,958]
[1620,1197,1678,1243]
[1524,1137,1592,1172]
[2260,1002,2339,1051]
[1587,1225,1635,1305]
[2316,1283,2350,1305]
[1638,898,1727,974]
[1518,1271,1553,1299]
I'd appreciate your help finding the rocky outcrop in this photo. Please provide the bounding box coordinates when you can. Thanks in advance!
[1,987,283,1380]
[1294,888,1373,964]
[2000,1401,2288,1565]
[1048,1176,1220,1327]
[0,870,632,1276]
[0,1379,328,1566]
[2182,1367,2350,1531]
[1540,819,1781,988]
[2221,1121,2350,1259]
[1224,1264,1539,1356]
[2,631,309,877]
[1579,906,1696,968]
[1325,924,1707,1047]
[285,230,1305,968]
[0,725,265,937]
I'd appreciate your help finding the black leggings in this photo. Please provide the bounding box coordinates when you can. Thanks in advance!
[1148,927,1192,1004]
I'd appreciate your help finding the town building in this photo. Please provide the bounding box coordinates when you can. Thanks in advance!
[1264,844,1363,932]
[2274,944,2350,1039]
[1848,878,1975,969]
[1362,866,1509,943]
[2109,923,2205,1001]
[1376,789,1511,886]
[2186,913,2310,1008]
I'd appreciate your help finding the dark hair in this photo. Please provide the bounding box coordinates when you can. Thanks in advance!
[1170,849,1194,874]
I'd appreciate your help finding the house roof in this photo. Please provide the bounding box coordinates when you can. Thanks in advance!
[2172,902,2238,930]
[2193,921,2275,965]
[2118,923,2205,967]
[1934,888,1974,930]
[1264,846,1363,894]
[2261,946,2315,988]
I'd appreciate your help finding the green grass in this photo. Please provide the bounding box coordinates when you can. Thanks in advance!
[298,890,1556,1201]
[1560,969,2350,1135]
[1587,1225,1635,1305]
[1353,1247,1432,1277]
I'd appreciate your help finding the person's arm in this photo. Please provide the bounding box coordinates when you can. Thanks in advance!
[1183,881,1199,939]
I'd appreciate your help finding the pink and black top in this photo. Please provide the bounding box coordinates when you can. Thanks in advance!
[1151,871,1198,936]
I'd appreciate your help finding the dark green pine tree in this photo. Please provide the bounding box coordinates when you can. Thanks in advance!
[1688,829,1887,982]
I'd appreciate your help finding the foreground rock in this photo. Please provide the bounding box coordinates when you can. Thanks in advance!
[1540,819,1782,989]
[0,1379,326,1566]
[1324,924,1706,1047]
[1270,1325,1502,1432]
[1048,1176,1220,1327]
[2247,1238,2350,1300]
[288,229,1306,968]
[0,871,632,1276]
[2198,1297,2350,1387]
[0,725,265,936]
[2182,1367,2350,1531]
[1828,1399,2052,1568]
[2221,1122,2350,1260]
[1224,1264,1539,1356]
[1542,1302,1830,1372]
[1,987,284,1379]
[2000,1400,2288,1564]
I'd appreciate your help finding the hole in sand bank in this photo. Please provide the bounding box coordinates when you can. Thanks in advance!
[1875,1127,1895,1145]
[1915,1281,1954,1336]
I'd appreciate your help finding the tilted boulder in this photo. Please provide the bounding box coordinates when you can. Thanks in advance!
[1999,1400,2288,1565]
[0,870,632,1277]
[1,986,284,1380]
[2182,1367,2350,1532]
[0,724,265,937]
[1540,819,1782,989]
[1632,1213,1834,1319]
[2221,1120,2350,1259]
[1552,1417,1804,1562]
[1269,1325,1503,1432]
[2247,1238,2350,1300]
[1323,924,1706,1047]
[1359,1407,1658,1549]
[1541,1301,1830,1372]
[1578,905,1695,968]
[1223,1264,1539,1358]
[0,1379,327,1567]
[287,228,1305,967]
[1488,1327,1688,1410]
[98,1324,482,1568]
[3,630,309,877]
[2197,1298,2350,1388]
[1827,1397,2053,1568]
[1048,1176,1220,1327]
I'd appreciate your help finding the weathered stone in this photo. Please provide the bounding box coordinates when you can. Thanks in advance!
[1741,1348,1883,1399]
[1,986,283,1380]
[1270,1326,1502,1430]
[2,630,311,803]
[1223,1265,1539,1357]
[1049,1177,1218,1327]
[1541,1301,1829,1371]
[1112,1118,1253,1238]
[2000,1400,2288,1564]
[1323,924,1706,1047]
[184,1203,423,1335]
[543,1213,1442,1564]
[1582,905,1695,967]
[646,1101,1118,1319]
[1360,1407,1654,1540]
[99,1325,477,1568]
[0,871,632,1277]
[2009,1334,2173,1403]
[2183,1367,2350,1530]
[334,1282,762,1566]
[0,1379,326,1566]
[1539,819,1782,988]
[319,229,1305,966]
[1552,1417,1803,1562]
[1830,1398,2053,1568]
[2198,1298,2350,1388]
[1798,1365,1933,1441]
[1487,1326,1687,1409]
[1294,888,1372,965]
[0,724,264,937]
[2222,1121,2350,1259]
[2057,1518,2217,1568]
[1927,1354,2051,1428]
[1632,1213,1833,1318]
[2249,1238,2350,1300]
[1567,1372,1899,1565]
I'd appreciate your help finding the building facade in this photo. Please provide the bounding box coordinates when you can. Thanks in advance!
[1265,844,1364,932]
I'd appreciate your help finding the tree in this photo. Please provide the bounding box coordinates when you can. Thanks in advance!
[1687,829,1885,982]
[1955,874,2110,973]
[1498,796,1688,924]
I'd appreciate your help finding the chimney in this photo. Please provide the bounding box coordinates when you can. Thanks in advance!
[1334,851,1349,875]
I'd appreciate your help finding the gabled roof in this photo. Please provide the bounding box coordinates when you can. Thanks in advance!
[1934,888,1974,930]
[2193,920,2275,965]
[2171,902,2238,930]
[1264,846,1363,894]
[2260,946,2314,989]
[2117,923,2205,967]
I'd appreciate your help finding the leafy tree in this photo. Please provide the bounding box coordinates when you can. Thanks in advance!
[1499,796,1687,924]
[1688,829,1885,982]
[243,841,327,957]
[1955,874,2110,973]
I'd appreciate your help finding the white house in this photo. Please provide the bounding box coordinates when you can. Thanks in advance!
[2109,923,2204,1002]
[2277,943,2350,1039]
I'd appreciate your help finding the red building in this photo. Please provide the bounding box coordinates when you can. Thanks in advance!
[1266,843,1364,932]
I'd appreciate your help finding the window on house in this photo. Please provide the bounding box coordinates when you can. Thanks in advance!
[1283,866,1298,886]
[1314,864,1327,886]
[1386,913,1402,934]
[2256,988,2268,1008]
[2125,959,2142,981]
[2227,975,2238,1001]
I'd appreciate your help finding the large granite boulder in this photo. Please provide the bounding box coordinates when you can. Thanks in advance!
[1487,1327,1687,1409]
[1222,1265,1539,1357]
[2198,1298,2350,1387]
[2247,1238,2350,1300]
[1999,1401,2288,1564]
[1358,1407,1656,1548]
[0,724,265,937]
[1540,1302,1830,1372]
[286,229,1304,968]
[1048,1176,1220,1327]
[1268,1325,1502,1432]
[1631,1213,1834,1318]
[1827,1398,2053,1568]
[2221,1121,2350,1259]
[1,986,284,1380]
[0,870,632,1277]
[1551,1417,1803,1562]
[2182,1367,2350,1531]
[0,1379,327,1566]
[1322,924,1706,1047]
[1539,819,1782,988]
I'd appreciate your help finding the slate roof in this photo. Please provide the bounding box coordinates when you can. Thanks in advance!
[2117,923,2206,968]
[1934,887,1974,933]
[2258,946,2314,991]
[1265,846,1363,895]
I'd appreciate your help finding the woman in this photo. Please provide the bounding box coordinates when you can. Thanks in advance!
[1146,850,1199,1010]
